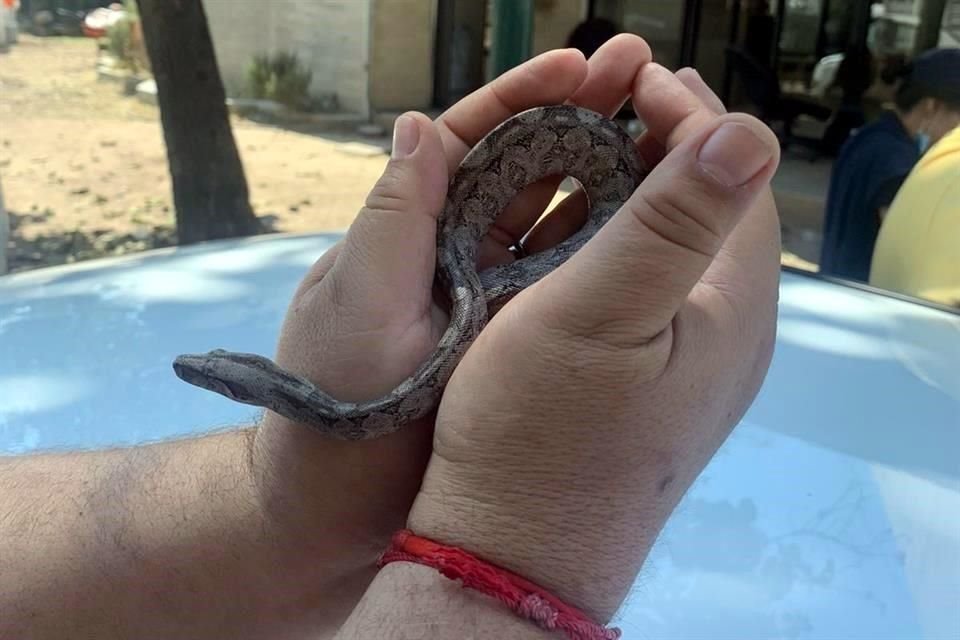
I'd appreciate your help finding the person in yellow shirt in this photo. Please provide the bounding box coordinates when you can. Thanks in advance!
[870,123,960,307]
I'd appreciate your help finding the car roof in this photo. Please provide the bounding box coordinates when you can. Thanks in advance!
[2,232,958,639]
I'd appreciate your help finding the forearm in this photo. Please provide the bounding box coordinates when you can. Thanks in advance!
[334,563,555,640]
[0,428,368,640]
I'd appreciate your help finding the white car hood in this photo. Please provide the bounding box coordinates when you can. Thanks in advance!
[2,232,958,639]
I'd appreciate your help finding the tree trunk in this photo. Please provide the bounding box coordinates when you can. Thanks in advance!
[136,0,261,244]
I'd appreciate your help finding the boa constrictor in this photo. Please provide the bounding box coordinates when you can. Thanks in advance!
[173,105,646,440]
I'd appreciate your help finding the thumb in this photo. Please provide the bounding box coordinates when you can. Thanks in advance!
[543,113,780,343]
[330,112,449,320]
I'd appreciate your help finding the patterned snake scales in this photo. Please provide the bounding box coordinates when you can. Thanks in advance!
[172,105,646,440]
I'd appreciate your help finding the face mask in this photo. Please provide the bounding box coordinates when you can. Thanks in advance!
[916,131,931,155]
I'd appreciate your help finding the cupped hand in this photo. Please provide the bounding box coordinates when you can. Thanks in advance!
[249,36,656,587]
[407,65,782,621]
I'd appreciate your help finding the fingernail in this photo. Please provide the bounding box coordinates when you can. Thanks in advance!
[697,123,772,188]
[392,115,420,160]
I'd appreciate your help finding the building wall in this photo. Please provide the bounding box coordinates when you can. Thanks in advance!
[368,0,437,112]
[204,0,370,115]
[532,0,588,55]
[203,0,267,96]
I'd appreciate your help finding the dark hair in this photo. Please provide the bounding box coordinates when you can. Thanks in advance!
[882,49,960,111]
[884,57,926,110]
[880,54,910,84]
[836,45,874,101]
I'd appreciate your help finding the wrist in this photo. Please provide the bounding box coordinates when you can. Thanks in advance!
[407,495,626,623]
[336,562,555,639]
[252,412,394,568]
[406,454,682,622]
[242,415,393,635]
[379,530,622,639]
[252,409,433,571]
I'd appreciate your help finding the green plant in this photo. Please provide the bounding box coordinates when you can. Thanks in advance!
[247,54,273,99]
[246,52,313,110]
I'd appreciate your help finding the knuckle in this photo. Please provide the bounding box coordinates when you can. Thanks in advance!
[629,189,724,259]
[363,167,409,214]
[363,192,407,217]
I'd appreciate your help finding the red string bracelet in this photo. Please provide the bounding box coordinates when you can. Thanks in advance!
[378,529,621,640]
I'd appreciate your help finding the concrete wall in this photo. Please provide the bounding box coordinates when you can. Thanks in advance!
[532,0,588,55]
[204,0,266,96]
[368,0,436,112]
[204,0,370,115]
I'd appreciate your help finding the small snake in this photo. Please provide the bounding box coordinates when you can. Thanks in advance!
[173,105,646,440]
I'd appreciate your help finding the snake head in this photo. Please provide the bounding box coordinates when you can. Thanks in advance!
[172,350,255,403]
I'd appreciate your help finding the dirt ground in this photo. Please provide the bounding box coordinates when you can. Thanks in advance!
[1,35,390,272]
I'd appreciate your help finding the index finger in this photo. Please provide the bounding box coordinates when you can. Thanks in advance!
[435,49,588,173]
[675,67,727,115]
[631,63,719,152]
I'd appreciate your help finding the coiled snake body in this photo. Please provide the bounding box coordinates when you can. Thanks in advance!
[173,106,646,440]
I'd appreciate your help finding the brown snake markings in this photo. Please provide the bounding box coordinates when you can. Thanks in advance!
[172,106,647,440]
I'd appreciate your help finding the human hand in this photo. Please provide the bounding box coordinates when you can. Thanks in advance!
[407,65,782,621]
[248,35,658,602]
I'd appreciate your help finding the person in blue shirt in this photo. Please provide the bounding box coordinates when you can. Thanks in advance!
[819,48,960,281]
